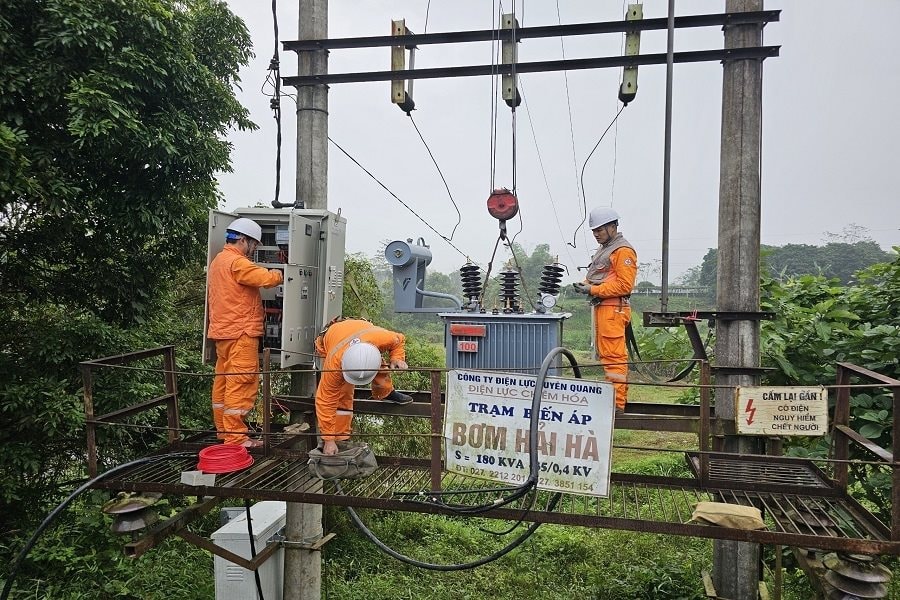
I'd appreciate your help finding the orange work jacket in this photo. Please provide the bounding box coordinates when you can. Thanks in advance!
[315,319,406,440]
[207,245,283,340]
[585,234,637,300]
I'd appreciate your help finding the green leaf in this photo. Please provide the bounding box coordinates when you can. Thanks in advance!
[859,423,885,439]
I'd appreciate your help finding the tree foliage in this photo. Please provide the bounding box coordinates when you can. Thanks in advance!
[697,239,893,289]
[0,0,255,324]
[760,249,900,519]
[0,0,253,538]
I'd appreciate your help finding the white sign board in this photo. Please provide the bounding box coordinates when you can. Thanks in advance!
[444,369,615,497]
[735,386,829,436]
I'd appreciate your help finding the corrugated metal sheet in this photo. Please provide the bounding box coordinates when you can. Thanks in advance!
[440,312,569,374]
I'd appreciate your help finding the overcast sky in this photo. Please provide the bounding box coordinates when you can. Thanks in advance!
[218,1,899,284]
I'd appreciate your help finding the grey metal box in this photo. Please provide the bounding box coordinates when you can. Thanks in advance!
[440,312,569,374]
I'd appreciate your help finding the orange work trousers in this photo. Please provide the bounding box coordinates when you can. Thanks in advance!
[593,303,631,410]
[212,335,260,444]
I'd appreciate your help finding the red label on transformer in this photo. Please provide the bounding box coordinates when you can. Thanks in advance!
[449,323,486,337]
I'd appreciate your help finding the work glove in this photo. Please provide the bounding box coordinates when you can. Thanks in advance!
[572,282,591,295]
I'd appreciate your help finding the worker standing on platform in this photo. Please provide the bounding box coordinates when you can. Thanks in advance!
[314,318,412,455]
[573,207,638,413]
[207,218,283,447]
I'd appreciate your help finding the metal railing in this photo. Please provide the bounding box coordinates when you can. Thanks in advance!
[81,346,180,477]
[832,362,900,539]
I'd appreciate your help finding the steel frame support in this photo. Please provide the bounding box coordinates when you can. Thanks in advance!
[283,47,779,87]
[283,11,780,51]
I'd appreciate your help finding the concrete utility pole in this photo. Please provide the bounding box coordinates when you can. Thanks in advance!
[283,1,328,599]
[713,1,764,598]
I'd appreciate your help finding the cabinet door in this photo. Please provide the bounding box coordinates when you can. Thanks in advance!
[281,214,320,368]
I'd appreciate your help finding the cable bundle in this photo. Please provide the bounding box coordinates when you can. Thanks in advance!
[197,444,254,474]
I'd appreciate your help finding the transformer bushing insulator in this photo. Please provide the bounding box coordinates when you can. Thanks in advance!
[498,269,521,313]
[459,262,483,300]
[538,263,565,296]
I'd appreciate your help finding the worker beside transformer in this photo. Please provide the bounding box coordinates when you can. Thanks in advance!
[207,218,283,447]
[573,207,638,413]
[314,318,413,455]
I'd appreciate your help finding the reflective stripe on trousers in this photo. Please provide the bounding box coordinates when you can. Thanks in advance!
[212,334,260,444]
[593,303,630,410]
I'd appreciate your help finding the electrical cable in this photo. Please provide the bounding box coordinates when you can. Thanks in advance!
[477,234,504,307]
[394,347,581,516]
[476,487,537,535]
[327,136,471,262]
[197,444,254,473]
[569,103,627,248]
[406,113,462,240]
[509,7,518,196]
[609,0,627,211]
[489,1,500,191]
[517,80,579,270]
[0,452,196,600]
[555,0,582,231]
[244,499,266,600]
[341,485,560,571]
[268,0,286,209]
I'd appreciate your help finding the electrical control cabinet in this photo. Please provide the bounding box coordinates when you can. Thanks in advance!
[212,501,286,600]
[203,208,346,369]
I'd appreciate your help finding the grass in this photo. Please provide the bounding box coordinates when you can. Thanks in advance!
[323,509,714,600]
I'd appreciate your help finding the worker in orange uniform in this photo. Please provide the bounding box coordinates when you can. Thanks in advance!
[573,207,638,413]
[207,218,283,447]
[314,318,413,455]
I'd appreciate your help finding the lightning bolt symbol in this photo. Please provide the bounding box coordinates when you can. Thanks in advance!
[745,398,756,425]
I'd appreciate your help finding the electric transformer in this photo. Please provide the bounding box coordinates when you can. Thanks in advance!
[385,238,570,374]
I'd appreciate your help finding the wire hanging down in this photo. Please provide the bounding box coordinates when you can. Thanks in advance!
[328,137,469,261]
[407,113,462,240]
[569,103,627,248]
[267,0,289,209]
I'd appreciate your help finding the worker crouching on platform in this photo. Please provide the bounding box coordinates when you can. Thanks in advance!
[573,207,638,413]
[207,218,283,447]
[314,318,413,455]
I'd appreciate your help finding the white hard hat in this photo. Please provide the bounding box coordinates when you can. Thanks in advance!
[227,218,262,243]
[589,207,620,229]
[341,342,382,385]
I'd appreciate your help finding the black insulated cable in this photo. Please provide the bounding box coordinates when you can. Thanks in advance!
[342,483,561,571]
[1,453,197,600]
[394,347,582,516]
[244,499,266,600]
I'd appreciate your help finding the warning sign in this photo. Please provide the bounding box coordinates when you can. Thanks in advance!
[735,386,828,436]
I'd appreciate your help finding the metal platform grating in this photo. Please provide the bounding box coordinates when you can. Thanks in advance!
[690,455,830,489]
[92,448,899,556]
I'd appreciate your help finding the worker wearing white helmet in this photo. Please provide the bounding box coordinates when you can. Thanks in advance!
[207,217,283,447]
[573,207,638,413]
[314,318,412,455]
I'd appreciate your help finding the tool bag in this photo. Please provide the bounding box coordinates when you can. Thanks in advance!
[308,441,378,480]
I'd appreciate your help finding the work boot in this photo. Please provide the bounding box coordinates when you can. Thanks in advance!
[384,390,414,405]
[615,407,625,416]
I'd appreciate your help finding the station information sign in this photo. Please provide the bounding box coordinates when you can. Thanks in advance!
[735,386,829,436]
[444,369,615,497]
